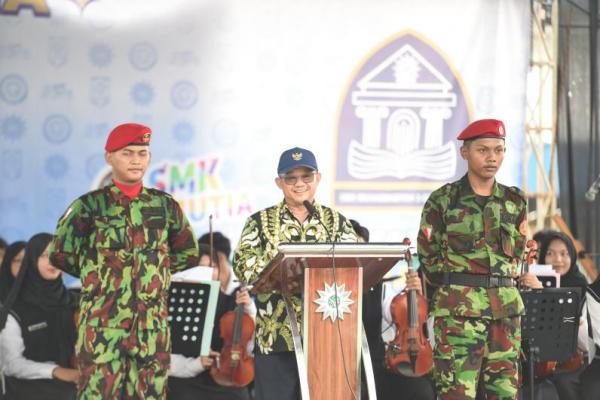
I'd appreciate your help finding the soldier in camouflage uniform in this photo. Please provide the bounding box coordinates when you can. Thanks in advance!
[49,123,198,399]
[417,119,527,400]
[233,147,357,400]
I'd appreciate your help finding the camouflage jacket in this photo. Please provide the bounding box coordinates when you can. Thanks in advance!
[417,174,527,319]
[49,184,198,330]
[232,200,357,354]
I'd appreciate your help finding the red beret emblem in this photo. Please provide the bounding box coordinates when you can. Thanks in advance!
[105,123,152,152]
[457,118,506,141]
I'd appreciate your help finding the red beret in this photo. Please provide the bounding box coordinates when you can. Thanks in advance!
[105,123,152,152]
[457,119,505,141]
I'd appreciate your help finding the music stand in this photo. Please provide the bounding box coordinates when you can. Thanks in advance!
[520,288,582,400]
[168,280,220,357]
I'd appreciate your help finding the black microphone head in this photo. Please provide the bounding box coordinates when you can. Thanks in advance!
[303,200,317,215]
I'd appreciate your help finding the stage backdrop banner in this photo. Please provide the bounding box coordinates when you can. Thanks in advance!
[0,0,529,245]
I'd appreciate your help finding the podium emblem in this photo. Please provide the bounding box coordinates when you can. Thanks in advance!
[314,283,354,322]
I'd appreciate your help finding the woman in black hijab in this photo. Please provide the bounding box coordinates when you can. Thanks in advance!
[0,233,79,400]
[0,240,26,304]
[538,231,588,288]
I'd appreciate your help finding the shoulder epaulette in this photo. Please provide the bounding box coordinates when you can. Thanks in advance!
[146,187,172,198]
[506,186,526,203]
[82,187,105,199]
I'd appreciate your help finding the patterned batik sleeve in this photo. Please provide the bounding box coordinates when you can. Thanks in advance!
[167,200,198,272]
[233,216,266,284]
[338,216,359,243]
[417,194,446,275]
[49,199,90,277]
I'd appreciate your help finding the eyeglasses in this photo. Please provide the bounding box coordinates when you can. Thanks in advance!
[280,172,316,185]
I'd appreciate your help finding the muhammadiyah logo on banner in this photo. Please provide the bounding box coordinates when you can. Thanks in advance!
[334,31,473,210]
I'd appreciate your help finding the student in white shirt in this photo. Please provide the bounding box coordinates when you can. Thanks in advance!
[168,238,256,400]
[0,233,79,399]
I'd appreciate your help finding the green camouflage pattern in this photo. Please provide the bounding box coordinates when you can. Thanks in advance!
[433,316,521,400]
[77,325,170,399]
[49,183,198,329]
[417,174,527,319]
[232,200,357,354]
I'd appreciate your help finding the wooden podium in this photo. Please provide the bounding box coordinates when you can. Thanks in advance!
[251,242,408,400]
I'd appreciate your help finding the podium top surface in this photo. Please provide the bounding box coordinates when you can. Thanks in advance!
[252,242,411,294]
[277,242,410,256]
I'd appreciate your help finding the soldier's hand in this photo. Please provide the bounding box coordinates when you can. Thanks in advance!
[405,271,422,295]
[236,288,251,306]
[52,366,79,383]
[519,272,543,289]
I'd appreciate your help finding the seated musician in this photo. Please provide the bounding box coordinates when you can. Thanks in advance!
[168,240,256,400]
[353,220,435,400]
[0,233,79,400]
[518,230,589,400]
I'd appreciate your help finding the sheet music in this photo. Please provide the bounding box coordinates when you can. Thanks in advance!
[529,263,561,287]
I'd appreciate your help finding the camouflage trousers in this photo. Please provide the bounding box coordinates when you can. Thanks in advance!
[433,316,521,400]
[76,324,171,400]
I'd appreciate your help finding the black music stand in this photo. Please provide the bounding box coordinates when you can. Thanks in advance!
[168,280,219,357]
[520,288,582,400]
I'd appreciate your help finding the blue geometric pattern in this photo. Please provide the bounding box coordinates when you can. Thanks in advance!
[43,114,72,144]
[129,42,157,71]
[0,74,28,105]
[44,154,69,179]
[0,115,26,141]
[89,43,112,67]
[173,121,195,144]
[171,80,198,109]
[131,82,154,106]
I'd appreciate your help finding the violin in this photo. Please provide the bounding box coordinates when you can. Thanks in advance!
[207,216,255,387]
[209,289,255,387]
[534,349,584,378]
[385,239,433,377]
[518,240,538,291]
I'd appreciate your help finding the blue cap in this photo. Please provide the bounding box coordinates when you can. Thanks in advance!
[277,147,318,175]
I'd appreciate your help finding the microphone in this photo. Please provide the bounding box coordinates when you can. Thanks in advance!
[303,199,317,217]
[585,173,600,202]
[303,200,335,241]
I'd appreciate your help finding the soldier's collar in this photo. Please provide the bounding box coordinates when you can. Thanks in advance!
[459,174,503,199]
[107,183,151,202]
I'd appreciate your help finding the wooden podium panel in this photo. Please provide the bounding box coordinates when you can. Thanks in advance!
[304,266,362,400]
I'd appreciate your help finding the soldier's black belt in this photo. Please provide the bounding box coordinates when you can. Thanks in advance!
[430,272,516,288]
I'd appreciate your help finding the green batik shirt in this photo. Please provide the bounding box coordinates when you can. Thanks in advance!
[232,200,357,354]
[49,184,198,330]
[417,174,527,320]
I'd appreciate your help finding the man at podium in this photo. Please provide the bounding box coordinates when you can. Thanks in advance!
[232,147,357,400]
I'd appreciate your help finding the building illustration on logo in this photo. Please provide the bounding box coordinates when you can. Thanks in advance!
[349,44,457,180]
[335,32,471,208]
